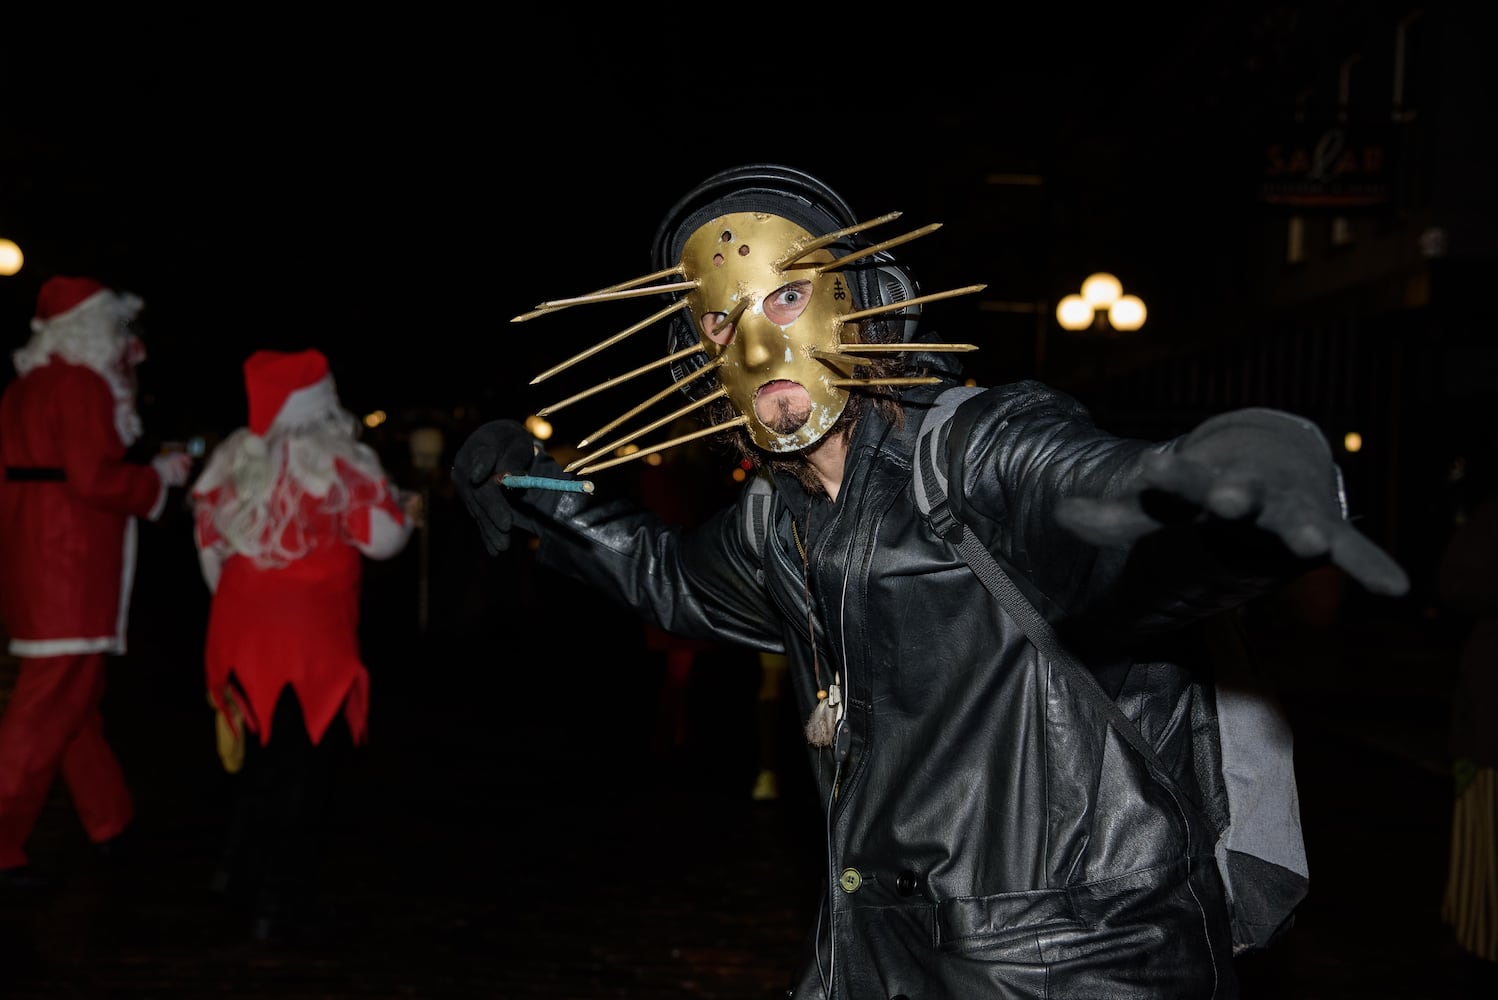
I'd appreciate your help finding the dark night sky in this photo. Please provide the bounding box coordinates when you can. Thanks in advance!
[0,8,1322,449]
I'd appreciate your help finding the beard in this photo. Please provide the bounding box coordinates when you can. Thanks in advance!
[754,382,813,434]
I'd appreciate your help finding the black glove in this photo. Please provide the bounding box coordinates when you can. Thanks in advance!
[452,419,541,555]
[1053,408,1409,596]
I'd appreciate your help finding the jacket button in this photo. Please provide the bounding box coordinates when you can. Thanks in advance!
[896,870,918,896]
[838,868,862,893]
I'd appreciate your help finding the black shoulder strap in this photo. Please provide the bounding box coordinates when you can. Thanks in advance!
[914,408,1170,773]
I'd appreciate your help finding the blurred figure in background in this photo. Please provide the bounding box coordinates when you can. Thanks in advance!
[1438,469,1498,978]
[190,348,418,944]
[636,415,782,799]
[0,275,191,888]
[635,417,748,758]
[750,651,788,802]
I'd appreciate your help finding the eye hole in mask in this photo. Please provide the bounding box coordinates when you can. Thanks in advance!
[700,312,733,345]
[763,281,812,325]
[699,279,813,346]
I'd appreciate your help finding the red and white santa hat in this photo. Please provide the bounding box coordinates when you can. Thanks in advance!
[29,274,143,333]
[243,348,341,436]
[34,275,108,321]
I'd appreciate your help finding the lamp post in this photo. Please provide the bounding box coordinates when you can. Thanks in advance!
[1056,272,1146,334]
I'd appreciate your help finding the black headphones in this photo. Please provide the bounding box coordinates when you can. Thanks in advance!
[651,164,923,398]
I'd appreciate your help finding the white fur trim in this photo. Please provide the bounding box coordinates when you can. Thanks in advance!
[114,516,137,653]
[198,546,224,593]
[360,504,416,560]
[29,288,116,333]
[9,636,122,656]
[270,375,339,433]
[146,479,170,521]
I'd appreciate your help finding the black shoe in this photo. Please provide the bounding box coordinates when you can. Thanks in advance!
[0,864,52,890]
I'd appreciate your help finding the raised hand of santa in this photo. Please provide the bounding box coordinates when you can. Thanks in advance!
[151,451,193,488]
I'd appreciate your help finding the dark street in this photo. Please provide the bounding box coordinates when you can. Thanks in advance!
[1,7,1495,999]
[0,500,1492,999]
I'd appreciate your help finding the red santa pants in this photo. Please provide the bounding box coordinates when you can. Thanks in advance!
[0,652,134,870]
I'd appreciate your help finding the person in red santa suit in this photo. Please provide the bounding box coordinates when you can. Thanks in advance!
[0,275,193,889]
[189,347,418,944]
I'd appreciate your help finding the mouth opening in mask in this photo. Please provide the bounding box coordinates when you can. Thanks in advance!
[755,380,812,434]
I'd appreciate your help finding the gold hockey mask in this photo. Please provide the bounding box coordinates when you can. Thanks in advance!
[514,181,986,479]
[679,211,858,452]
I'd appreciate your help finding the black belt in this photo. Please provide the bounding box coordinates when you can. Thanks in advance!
[5,466,66,482]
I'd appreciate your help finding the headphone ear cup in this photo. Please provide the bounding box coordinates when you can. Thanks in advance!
[869,256,922,344]
[666,313,715,400]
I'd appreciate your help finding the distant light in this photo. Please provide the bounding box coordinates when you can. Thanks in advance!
[1080,273,1122,308]
[1058,274,1145,334]
[644,452,663,466]
[408,427,445,471]
[1056,294,1093,331]
[1108,295,1147,332]
[615,443,640,458]
[731,467,747,482]
[0,239,22,277]
[363,410,387,429]
[1343,431,1363,453]
[524,415,553,441]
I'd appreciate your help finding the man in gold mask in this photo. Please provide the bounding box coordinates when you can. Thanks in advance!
[453,164,1409,998]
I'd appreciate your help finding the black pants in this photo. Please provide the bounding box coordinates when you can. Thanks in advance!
[218,687,352,919]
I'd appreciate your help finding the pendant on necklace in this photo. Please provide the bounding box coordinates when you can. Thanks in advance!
[804,675,843,748]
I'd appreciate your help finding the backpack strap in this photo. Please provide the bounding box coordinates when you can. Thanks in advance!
[914,418,1173,774]
[916,390,1309,953]
[741,472,776,576]
[911,386,984,535]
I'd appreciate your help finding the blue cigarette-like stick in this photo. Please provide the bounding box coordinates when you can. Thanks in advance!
[500,474,594,494]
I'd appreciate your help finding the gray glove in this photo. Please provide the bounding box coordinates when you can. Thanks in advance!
[452,419,542,555]
[1053,408,1409,596]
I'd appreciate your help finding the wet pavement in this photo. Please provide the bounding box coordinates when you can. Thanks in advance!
[2,525,1495,999]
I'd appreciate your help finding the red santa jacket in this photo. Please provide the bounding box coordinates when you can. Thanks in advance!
[192,436,412,746]
[0,361,168,655]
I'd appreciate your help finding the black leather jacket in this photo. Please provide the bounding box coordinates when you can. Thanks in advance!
[519,378,1309,999]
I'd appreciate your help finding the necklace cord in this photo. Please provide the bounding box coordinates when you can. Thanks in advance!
[792,513,824,696]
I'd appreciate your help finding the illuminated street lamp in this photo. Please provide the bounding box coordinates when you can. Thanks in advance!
[0,238,23,277]
[1056,272,1147,333]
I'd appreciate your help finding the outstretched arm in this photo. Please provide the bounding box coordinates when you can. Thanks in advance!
[452,419,783,651]
[1053,408,1408,598]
